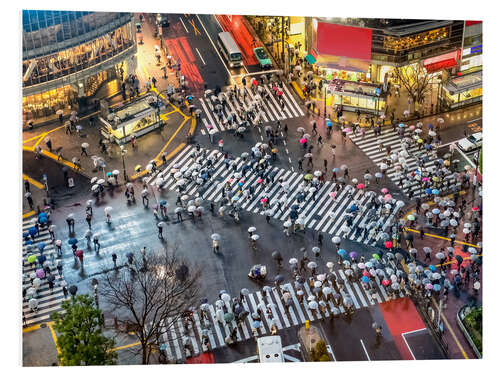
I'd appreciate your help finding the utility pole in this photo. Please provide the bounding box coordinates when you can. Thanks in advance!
[281,16,285,63]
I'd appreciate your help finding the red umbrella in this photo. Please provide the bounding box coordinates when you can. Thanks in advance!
[74,250,84,259]
[299,138,307,144]
[384,241,392,249]
[356,183,365,189]
[252,78,258,86]
[472,206,479,211]
[256,178,263,183]
[382,279,391,286]
[260,198,267,203]
[277,90,283,97]
[362,270,370,277]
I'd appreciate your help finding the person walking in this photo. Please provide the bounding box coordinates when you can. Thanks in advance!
[158,223,164,239]
[81,144,88,156]
[85,213,92,229]
[93,236,100,252]
[141,188,149,207]
[25,192,34,210]
[112,253,118,270]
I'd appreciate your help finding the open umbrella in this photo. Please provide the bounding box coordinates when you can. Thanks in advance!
[224,312,234,323]
[307,261,317,269]
[211,233,221,241]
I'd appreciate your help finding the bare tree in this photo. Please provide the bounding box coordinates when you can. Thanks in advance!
[393,63,433,114]
[99,250,202,364]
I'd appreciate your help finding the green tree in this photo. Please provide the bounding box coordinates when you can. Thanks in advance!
[51,294,117,366]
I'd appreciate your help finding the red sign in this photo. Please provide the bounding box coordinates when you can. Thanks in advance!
[316,22,372,60]
[424,50,460,72]
[465,20,482,26]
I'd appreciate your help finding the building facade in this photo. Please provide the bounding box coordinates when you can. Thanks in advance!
[22,10,137,122]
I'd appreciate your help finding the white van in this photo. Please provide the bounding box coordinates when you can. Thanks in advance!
[257,335,284,363]
[217,32,243,68]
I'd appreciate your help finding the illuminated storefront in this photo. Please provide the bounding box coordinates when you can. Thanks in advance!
[326,80,385,115]
[442,71,482,109]
[22,11,137,122]
[99,95,165,144]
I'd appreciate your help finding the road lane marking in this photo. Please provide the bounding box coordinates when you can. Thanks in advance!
[360,339,371,361]
[179,17,189,33]
[188,19,201,35]
[195,48,206,65]
[467,118,482,123]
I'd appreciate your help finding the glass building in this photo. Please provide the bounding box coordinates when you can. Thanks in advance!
[22,10,137,122]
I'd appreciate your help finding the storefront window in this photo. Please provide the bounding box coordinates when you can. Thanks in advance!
[384,27,450,52]
[22,85,77,121]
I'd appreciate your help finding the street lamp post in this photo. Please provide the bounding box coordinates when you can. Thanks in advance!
[120,145,128,182]
[91,278,99,309]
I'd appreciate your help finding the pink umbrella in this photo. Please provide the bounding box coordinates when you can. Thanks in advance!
[425,283,434,290]
[260,198,268,203]
[272,86,279,92]
[228,178,234,183]
[422,177,429,182]
[36,269,45,279]
[343,128,352,133]
[380,114,386,119]
[384,194,392,202]
[381,188,389,194]
[329,192,337,198]
[356,183,365,189]
[256,178,263,183]
[409,125,415,130]
[299,138,307,144]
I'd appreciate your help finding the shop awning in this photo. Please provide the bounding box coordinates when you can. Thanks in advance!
[305,54,316,64]
[443,71,482,95]
[424,50,459,73]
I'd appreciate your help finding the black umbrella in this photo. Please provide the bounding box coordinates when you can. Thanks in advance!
[234,305,244,315]
[296,275,306,284]
[272,251,282,260]
[238,310,249,320]
[291,204,300,211]
[37,255,47,264]
[69,285,78,296]
[327,273,337,281]
[455,255,463,264]
[395,253,403,261]
[200,297,208,304]
[274,274,284,283]
[47,274,55,282]
[405,233,414,241]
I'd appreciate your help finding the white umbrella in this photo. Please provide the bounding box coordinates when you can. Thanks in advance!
[283,220,292,228]
[314,170,322,177]
[308,301,318,310]
[91,184,99,191]
[251,234,260,241]
[289,258,298,265]
[81,142,89,148]
[104,206,112,213]
[314,281,322,288]
[97,179,105,185]
[307,261,317,269]
[221,293,231,302]
[91,177,98,184]
[248,227,257,233]
[112,170,120,176]
[188,205,196,212]
[332,236,341,244]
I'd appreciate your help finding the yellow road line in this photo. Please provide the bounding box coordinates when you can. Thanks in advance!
[435,254,482,268]
[23,210,36,219]
[110,341,141,352]
[47,322,61,356]
[38,150,85,172]
[404,228,478,248]
[188,19,201,35]
[431,297,469,359]
[404,191,466,219]
[189,116,197,135]
[22,323,42,333]
[33,132,47,147]
[22,174,44,189]
[291,81,305,99]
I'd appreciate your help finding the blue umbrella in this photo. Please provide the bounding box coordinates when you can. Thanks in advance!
[37,242,46,251]
[327,121,332,128]
[37,255,46,264]
[238,182,243,186]
[40,217,48,224]
[39,212,47,218]
[361,276,370,283]
[427,124,434,129]
[429,265,436,272]
[252,321,261,329]
[350,204,358,212]
[337,249,347,257]
[232,196,240,201]
[29,227,38,236]
[332,168,339,172]
[68,238,78,245]
[159,200,167,205]
[274,274,284,283]
[425,188,432,195]
[25,240,33,245]
[23,232,29,239]
[432,189,439,195]
[433,284,441,292]
[425,144,432,150]
[399,123,405,128]
[106,172,113,177]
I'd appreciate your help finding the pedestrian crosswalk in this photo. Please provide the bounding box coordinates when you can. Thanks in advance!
[147,145,402,245]
[156,271,405,363]
[196,83,304,135]
[22,218,67,326]
[348,127,461,198]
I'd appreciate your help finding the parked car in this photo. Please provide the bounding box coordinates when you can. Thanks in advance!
[253,47,272,69]
[457,132,482,152]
